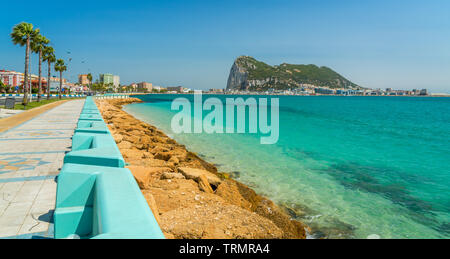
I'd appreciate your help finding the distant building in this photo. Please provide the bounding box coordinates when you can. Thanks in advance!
[336,89,358,95]
[0,70,24,88]
[167,86,185,93]
[315,87,336,95]
[49,77,70,93]
[70,84,86,93]
[113,75,120,88]
[420,89,428,96]
[99,73,120,88]
[137,82,153,92]
[99,74,114,84]
[152,86,167,92]
[209,89,224,93]
[78,74,91,85]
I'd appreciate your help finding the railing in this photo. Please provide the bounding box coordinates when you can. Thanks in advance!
[54,96,165,239]
[0,94,86,97]
[94,94,131,99]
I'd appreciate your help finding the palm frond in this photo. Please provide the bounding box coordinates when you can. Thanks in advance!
[10,22,37,46]
[31,34,49,53]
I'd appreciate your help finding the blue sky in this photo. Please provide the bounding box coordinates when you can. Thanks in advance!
[1,0,449,92]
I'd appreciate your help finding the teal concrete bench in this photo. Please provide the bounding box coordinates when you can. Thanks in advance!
[78,114,104,122]
[77,120,106,128]
[64,133,125,167]
[54,163,164,239]
[81,108,101,115]
[75,121,110,135]
[54,96,165,239]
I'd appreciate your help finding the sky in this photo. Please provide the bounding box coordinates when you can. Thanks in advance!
[1,0,449,93]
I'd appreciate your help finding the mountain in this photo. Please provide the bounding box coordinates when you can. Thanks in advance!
[226,56,360,91]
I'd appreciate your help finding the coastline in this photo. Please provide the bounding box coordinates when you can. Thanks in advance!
[95,98,310,239]
[132,92,450,97]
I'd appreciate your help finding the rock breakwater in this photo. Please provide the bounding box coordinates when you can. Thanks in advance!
[96,98,309,239]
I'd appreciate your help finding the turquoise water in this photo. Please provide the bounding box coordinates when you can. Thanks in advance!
[124,95,450,239]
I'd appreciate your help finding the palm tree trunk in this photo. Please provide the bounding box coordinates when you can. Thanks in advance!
[59,71,62,100]
[23,37,30,106]
[38,50,42,102]
[47,61,51,100]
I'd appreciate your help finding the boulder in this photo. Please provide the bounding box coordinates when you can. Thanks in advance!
[198,174,214,194]
[154,152,171,161]
[254,199,308,239]
[178,167,222,187]
[143,191,161,225]
[117,140,133,150]
[215,181,254,210]
[151,146,170,154]
[123,135,140,144]
[127,166,173,189]
[161,172,186,180]
[113,134,123,144]
[143,152,154,159]
[127,166,154,189]
[120,149,144,160]
[140,135,153,145]
[168,156,180,165]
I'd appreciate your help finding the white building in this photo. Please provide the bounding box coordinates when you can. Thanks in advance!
[113,75,120,89]
[0,70,24,88]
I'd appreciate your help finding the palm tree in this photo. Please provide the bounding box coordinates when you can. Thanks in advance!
[31,33,49,102]
[54,59,67,100]
[42,46,56,100]
[87,73,93,93]
[10,22,39,106]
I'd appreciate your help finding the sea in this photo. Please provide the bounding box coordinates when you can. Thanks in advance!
[124,94,450,239]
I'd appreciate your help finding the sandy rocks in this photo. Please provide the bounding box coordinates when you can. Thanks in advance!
[178,167,222,187]
[198,174,214,194]
[127,166,173,189]
[117,140,133,150]
[216,180,308,239]
[113,134,123,144]
[143,191,161,225]
[159,203,284,239]
[123,134,140,144]
[168,156,180,165]
[254,199,309,239]
[215,181,255,210]
[127,166,154,189]
[150,146,170,154]
[161,172,186,180]
[120,148,144,160]
[143,152,154,159]
[154,152,171,161]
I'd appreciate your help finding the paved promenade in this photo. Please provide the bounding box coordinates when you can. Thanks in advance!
[0,100,84,239]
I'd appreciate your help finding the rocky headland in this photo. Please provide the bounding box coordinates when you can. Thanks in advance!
[95,98,310,239]
[227,56,360,91]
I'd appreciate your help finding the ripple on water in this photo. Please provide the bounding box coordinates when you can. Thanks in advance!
[324,162,447,235]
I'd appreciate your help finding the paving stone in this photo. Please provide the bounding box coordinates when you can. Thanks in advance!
[0,100,83,238]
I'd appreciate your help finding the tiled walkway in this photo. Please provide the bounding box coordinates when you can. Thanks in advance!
[0,100,84,239]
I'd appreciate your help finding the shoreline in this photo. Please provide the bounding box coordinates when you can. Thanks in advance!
[124,92,450,97]
[96,98,310,239]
